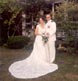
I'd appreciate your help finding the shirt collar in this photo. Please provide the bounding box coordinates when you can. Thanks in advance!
[47,20,52,23]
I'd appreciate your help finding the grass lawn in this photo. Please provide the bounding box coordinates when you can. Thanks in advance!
[0,46,78,81]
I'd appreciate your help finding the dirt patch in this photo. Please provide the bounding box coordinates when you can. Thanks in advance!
[65,73,78,80]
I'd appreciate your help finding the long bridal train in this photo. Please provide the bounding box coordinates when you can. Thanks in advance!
[9,25,58,79]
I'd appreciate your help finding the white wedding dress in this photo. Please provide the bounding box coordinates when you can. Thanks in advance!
[9,24,58,79]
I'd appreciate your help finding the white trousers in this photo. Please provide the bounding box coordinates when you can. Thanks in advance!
[45,41,56,63]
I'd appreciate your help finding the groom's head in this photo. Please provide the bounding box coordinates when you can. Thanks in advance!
[46,14,52,21]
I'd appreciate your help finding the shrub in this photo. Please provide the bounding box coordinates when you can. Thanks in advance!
[7,36,30,49]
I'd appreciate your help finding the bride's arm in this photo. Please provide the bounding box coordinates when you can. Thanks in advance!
[35,25,46,36]
[35,26,41,36]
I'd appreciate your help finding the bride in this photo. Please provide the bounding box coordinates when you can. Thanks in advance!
[9,16,58,79]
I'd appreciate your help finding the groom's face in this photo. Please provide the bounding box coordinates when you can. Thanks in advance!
[46,14,51,21]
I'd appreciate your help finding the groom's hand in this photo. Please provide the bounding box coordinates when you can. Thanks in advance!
[46,33,49,37]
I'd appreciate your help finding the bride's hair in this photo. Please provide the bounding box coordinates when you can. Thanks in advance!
[39,15,46,22]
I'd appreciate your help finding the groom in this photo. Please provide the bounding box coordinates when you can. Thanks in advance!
[45,13,56,63]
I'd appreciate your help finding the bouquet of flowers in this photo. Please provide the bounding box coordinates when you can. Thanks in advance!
[42,33,48,44]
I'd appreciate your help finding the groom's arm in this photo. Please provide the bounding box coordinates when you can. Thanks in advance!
[49,22,56,37]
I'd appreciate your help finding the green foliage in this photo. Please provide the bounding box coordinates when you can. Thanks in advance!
[7,36,30,49]
[0,0,22,14]
[55,1,78,31]
[25,0,46,8]
[55,1,78,22]
[5,1,21,24]
[0,0,22,38]
[55,1,78,52]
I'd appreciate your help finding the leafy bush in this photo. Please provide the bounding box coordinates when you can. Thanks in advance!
[7,36,30,49]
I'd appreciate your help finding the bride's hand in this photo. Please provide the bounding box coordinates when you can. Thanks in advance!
[45,32,49,37]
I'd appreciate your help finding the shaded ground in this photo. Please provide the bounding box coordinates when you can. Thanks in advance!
[0,46,78,81]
